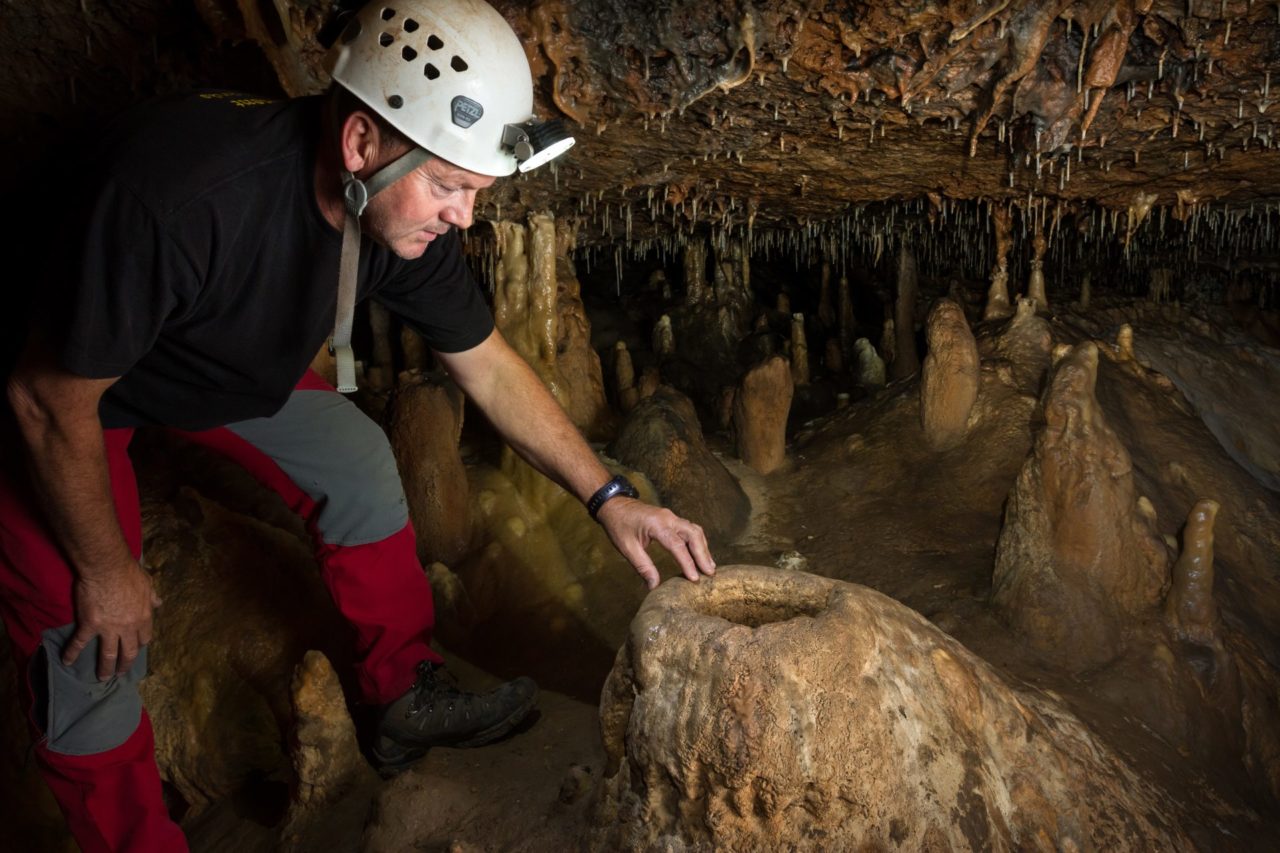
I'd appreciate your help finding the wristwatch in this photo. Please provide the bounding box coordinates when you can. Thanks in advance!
[587,474,640,521]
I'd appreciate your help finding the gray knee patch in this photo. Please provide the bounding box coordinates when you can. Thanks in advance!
[33,623,147,756]
[227,389,408,546]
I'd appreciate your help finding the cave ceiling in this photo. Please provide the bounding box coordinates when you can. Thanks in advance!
[6,0,1280,259]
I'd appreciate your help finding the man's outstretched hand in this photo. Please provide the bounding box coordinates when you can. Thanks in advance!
[595,497,716,590]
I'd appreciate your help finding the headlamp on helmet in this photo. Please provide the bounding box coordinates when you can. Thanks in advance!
[502,119,576,173]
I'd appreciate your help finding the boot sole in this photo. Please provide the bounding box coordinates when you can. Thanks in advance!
[372,687,539,776]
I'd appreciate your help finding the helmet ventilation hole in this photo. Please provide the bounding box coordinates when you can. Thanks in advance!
[451,56,468,72]
[402,45,417,61]
[379,32,394,47]
[427,34,444,50]
[424,63,440,80]
[380,8,395,21]
[403,18,419,32]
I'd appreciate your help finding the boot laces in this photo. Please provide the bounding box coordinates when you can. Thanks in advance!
[406,661,466,717]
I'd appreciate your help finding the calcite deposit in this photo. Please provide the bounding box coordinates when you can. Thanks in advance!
[992,342,1169,669]
[385,377,472,567]
[731,355,793,475]
[493,213,612,440]
[596,566,1191,852]
[609,387,750,544]
[920,298,980,450]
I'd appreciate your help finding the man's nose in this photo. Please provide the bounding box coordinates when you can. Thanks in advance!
[442,189,477,230]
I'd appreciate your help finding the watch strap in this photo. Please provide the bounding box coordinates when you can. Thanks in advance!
[587,475,640,520]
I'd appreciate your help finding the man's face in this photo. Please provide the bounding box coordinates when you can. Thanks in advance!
[361,153,496,260]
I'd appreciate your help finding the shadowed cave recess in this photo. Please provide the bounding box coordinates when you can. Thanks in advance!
[2,0,1279,850]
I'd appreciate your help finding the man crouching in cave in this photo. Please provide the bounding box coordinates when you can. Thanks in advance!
[0,1,715,849]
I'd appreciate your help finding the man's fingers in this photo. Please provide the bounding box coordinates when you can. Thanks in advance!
[658,528,701,583]
[681,523,717,575]
[97,635,122,681]
[119,636,141,674]
[617,539,660,589]
[61,627,94,666]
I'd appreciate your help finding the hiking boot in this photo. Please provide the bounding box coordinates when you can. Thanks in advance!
[372,661,538,775]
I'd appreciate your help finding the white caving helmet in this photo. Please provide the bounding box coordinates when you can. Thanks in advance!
[330,0,573,177]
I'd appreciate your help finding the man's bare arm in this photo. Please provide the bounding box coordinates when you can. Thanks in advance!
[7,343,159,678]
[435,328,715,588]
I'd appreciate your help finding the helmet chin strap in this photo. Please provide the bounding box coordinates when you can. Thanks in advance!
[331,146,433,393]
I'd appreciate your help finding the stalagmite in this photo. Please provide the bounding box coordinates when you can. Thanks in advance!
[992,343,1169,669]
[776,293,791,315]
[636,365,661,401]
[684,238,709,304]
[732,355,793,474]
[891,244,921,379]
[596,567,1191,851]
[838,272,856,364]
[138,485,352,813]
[880,315,896,367]
[1164,499,1222,647]
[984,204,1014,321]
[789,313,809,386]
[1115,323,1136,361]
[614,341,639,413]
[1027,225,1049,312]
[610,387,751,543]
[853,338,885,389]
[385,378,471,566]
[919,299,979,450]
[280,651,375,851]
[1079,270,1092,309]
[653,314,675,357]
[367,301,394,392]
[985,298,1053,394]
[824,337,843,374]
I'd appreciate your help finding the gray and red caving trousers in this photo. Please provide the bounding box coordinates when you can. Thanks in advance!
[0,370,442,852]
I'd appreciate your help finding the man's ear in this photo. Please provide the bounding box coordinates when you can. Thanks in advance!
[338,111,380,174]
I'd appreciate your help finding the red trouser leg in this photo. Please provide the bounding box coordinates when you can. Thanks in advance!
[0,427,187,853]
[174,370,441,705]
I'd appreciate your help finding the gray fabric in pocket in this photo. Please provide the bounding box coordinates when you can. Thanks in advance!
[36,622,148,756]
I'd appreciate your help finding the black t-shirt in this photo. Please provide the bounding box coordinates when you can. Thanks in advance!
[51,91,493,430]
